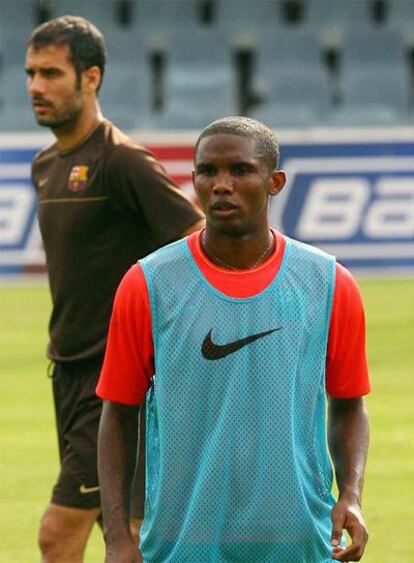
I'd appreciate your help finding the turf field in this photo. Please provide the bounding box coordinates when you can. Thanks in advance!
[1,277,413,562]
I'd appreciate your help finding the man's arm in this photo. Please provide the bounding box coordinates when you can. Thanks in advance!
[328,397,370,562]
[98,400,142,563]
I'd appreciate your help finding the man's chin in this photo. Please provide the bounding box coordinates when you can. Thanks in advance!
[35,115,68,130]
[34,115,56,127]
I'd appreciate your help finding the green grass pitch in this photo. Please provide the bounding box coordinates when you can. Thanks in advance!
[1,277,413,562]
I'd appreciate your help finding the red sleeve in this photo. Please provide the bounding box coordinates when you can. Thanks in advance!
[326,263,371,398]
[96,264,154,405]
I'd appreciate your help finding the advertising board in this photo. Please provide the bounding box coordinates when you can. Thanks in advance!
[1,128,413,275]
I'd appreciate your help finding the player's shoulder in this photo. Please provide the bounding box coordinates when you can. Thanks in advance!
[334,261,364,308]
[286,236,335,269]
[140,238,188,269]
[103,119,154,162]
[120,262,147,289]
[32,140,59,169]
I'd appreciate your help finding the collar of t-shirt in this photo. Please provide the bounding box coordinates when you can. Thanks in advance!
[186,229,286,299]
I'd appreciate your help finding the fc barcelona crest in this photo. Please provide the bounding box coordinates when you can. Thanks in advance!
[68,165,89,192]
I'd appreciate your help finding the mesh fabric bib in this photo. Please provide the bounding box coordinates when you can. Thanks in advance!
[140,237,336,562]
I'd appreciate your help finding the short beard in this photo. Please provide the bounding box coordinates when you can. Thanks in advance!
[36,105,82,131]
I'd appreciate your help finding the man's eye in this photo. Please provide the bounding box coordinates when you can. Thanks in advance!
[44,69,59,78]
[233,165,249,175]
[198,166,215,176]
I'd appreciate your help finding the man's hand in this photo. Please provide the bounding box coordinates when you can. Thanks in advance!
[331,497,369,561]
[105,538,143,563]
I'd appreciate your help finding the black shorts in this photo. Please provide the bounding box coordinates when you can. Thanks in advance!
[50,356,146,513]
[51,356,104,509]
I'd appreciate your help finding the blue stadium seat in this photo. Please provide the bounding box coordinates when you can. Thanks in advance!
[216,0,281,26]
[1,30,32,67]
[1,65,31,106]
[161,27,234,121]
[132,1,206,50]
[254,28,323,81]
[53,0,122,32]
[341,28,407,71]
[332,65,411,125]
[157,67,237,129]
[103,28,148,65]
[387,0,414,43]
[99,62,153,129]
[0,106,39,131]
[0,0,39,34]
[216,0,282,47]
[166,27,231,68]
[0,65,37,131]
[135,0,202,28]
[304,0,377,46]
[248,65,332,128]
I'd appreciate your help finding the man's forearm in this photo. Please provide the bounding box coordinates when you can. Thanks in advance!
[98,400,140,545]
[328,397,369,501]
[328,397,370,560]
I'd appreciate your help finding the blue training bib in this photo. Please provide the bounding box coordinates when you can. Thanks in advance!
[140,237,337,562]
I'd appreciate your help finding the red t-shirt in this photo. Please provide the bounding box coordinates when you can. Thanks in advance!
[97,230,370,405]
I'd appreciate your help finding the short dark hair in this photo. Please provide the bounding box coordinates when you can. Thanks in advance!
[194,116,280,170]
[28,15,106,91]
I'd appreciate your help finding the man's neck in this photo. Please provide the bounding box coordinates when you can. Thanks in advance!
[54,107,103,152]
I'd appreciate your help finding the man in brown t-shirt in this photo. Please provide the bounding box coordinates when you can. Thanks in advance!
[26,15,203,562]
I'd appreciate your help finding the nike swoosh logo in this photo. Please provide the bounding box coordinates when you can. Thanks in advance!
[202,328,282,360]
[79,484,100,494]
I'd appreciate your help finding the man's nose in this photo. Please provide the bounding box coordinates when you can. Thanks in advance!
[28,74,45,96]
[212,172,233,194]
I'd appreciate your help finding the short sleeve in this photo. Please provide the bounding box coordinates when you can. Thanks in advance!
[105,144,203,246]
[96,264,154,405]
[326,263,371,398]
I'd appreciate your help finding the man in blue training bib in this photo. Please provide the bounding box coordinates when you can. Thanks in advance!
[97,116,370,563]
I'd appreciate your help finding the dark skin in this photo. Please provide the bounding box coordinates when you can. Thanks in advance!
[98,133,369,562]
[328,397,370,561]
[193,134,286,268]
[98,402,142,563]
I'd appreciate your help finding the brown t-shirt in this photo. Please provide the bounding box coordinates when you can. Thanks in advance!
[32,120,202,362]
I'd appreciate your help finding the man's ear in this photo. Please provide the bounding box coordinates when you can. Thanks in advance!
[269,170,286,196]
[82,66,101,93]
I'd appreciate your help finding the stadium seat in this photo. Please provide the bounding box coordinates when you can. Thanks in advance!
[332,65,411,125]
[340,28,407,71]
[254,28,323,81]
[161,27,234,118]
[166,27,231,69]
[329,105,403,126]
[157,66,237,129]
[304,0,377,46]
[387,0,414,41]
[1,65,31,106]
[99,62,153,129]
[0,0,39,34]
[103,28,148,65]
[0,64,38,131]
[53,0,124,31]
[131,1,207,51]
[216,0,283,47]
[135,0,202,28]
[1,30,33,67]
[249,102,319,128]
[0,105,38,131]
[248,65,332,128]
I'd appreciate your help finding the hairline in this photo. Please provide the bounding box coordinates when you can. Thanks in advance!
[196,135,280,173]
[195,132,274,170]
